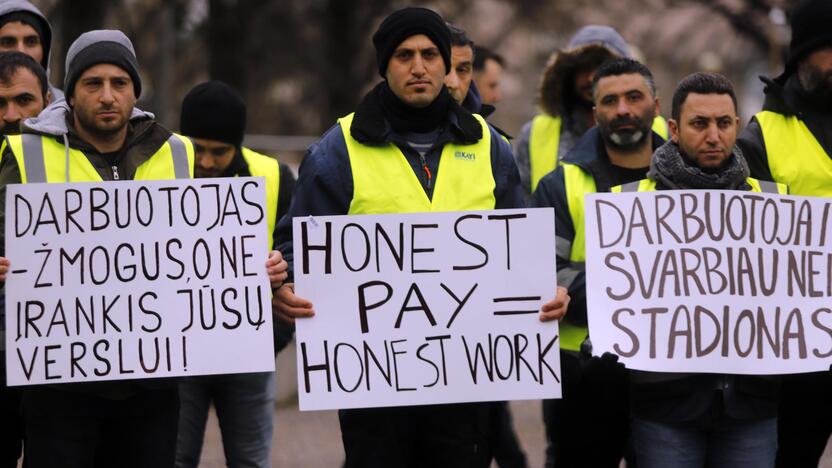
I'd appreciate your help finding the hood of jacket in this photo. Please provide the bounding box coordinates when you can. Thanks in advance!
[0,0,53,73]
[21,99,155,137]
[760,75,794,116]
[538,25,630,118]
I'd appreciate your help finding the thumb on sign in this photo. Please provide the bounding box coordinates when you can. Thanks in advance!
[0,256,9,281]
[540,286,569,322]
[273,283,315,324]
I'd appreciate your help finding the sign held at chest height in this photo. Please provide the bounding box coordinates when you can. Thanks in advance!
[293,208,560,410]
[585,191,832,374]
[5,178,275,386]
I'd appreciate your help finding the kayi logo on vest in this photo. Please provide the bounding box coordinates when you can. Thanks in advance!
[454,151,476,161]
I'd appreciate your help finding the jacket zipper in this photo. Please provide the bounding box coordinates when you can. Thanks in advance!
[111,165,120,180]
[419,153,432,191]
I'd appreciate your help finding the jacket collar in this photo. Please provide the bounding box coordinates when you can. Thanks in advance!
[349,85,483,145]
[560,126,665,172]
[22,98,156,137]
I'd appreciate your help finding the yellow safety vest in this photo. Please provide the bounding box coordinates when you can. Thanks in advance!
[339,112,496,214]
[612,177,788,194]
[558,163,598,351]
[529,114,669,194]
[755,111,832,196]
[652,116,669,141]
[529,115,562,194]
[5,132,193,183]
[241,147,280,250]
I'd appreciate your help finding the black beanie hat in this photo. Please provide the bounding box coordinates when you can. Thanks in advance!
[0,11,50,69]
[372,7,451,78]
[785,0,832,74]
[64,30,141,99]
[180,81,246,147]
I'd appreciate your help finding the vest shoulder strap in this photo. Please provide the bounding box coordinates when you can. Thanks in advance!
[21,133,48,183]
[167,134,191,179]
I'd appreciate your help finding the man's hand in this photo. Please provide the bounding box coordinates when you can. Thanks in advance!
[272,283,314,324]
[539,286,570,322]
[0,257,9,282]
[266,250,288,289]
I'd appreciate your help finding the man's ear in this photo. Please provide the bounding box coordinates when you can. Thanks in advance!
[668,119,680,143]
[45,90,53,106]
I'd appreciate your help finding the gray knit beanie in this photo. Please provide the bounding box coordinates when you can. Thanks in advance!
[64,30,141,98]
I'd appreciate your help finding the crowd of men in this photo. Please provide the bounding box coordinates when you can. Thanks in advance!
[0,0,830,467]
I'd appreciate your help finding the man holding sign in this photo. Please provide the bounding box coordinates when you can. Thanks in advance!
[0,29,193,468]
[0,31,287,468]
[175,81,295,468]
[0,49,51,468]
[530,58,665,468]
[273,7,568,467]
[612,73,786,467]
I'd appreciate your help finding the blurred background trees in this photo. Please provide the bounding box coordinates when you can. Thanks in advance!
[33,0,799,161]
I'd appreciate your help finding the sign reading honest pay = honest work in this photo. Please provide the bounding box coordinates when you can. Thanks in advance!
[5,178,275,386]
[293,208,561,411]
[585,190,832,375]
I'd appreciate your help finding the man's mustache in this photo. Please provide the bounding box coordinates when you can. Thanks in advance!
[609,116,643,131]
[0,121,21,136]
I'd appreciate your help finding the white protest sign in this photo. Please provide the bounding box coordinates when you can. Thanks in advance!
[5,178,274,386]
[585,190,832,374]
[293,208,560,411]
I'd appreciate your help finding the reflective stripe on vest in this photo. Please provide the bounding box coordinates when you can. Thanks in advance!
[339,113,496,214]
[612,177,787,194]
[8,133,193,183]
[612,179,656,192]
[756,110,832,196]
[241,147,280,250]
[530,115,669,194]
[530,114,561,194]
[560,163,597,351]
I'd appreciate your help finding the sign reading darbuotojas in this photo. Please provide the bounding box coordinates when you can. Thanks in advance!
[585,190,832,374]
[293,208,561,410]
[5,178,275,386]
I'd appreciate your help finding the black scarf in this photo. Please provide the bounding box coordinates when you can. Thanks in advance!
[648,140,751,191]
[376,81,452,133]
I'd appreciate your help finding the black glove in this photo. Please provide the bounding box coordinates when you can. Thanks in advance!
[581,352,627,384]
[581,352,629,405]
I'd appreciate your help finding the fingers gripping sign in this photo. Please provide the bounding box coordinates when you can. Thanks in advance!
[265,249,288,288]
[273,283,314,324]
[0,256,9,281]
[540,286,570,322]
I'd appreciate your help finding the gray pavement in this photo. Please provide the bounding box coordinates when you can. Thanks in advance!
[197,342,832,468]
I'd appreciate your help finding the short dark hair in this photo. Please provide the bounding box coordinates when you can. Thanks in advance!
[446,23,473,49]
[0,51,48,101]
[591,58,656,100]
[671,72,737,121]
[473,46,504,71]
